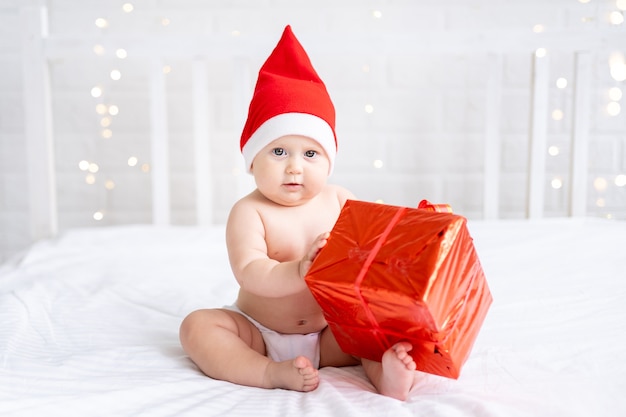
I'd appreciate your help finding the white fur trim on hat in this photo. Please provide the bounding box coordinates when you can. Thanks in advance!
[241,112,336,174]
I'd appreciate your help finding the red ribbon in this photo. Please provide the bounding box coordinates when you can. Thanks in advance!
[418,199,453,213]
[353,207,407,354]
[351,200,453,357]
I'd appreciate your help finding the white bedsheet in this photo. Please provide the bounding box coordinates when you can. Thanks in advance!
[1,219,625,416]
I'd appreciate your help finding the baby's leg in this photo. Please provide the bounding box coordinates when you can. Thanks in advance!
[362,342,416,401]
[319,326,361,367]
[179,309,319,392]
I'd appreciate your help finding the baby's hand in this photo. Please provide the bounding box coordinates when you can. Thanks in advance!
[298,232,330,279]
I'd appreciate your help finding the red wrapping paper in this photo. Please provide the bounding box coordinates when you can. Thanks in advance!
[304,200,492,379]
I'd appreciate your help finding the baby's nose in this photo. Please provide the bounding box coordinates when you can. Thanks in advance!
[286,157,303,174]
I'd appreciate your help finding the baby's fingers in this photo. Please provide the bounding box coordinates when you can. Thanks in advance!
[299,232,331,278]
[315,232,330,248]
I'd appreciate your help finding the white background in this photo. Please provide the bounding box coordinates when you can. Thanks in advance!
[1,0,625,262]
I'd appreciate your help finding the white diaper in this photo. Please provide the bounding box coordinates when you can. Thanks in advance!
[224,304,321,369]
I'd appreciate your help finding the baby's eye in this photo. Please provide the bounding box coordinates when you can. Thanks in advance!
[304,150,317,158]
[272,148,285,156]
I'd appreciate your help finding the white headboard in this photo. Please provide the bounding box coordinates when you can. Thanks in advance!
[18,5,623,245]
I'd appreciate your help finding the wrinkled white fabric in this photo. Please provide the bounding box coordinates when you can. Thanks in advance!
[0,220,625,417]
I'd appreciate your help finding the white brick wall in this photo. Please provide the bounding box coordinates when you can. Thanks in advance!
[1,0,625,263]
[0,3,29,262]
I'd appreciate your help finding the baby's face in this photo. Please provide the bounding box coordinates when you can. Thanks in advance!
[251,135,330,206]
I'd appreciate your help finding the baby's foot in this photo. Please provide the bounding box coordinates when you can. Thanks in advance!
[379,342,416,400]
[264,356,319,392]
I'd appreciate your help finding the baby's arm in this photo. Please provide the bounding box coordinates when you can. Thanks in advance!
[225,199,327,298]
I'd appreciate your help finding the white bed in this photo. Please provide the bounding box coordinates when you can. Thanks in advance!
[1,218,625,416]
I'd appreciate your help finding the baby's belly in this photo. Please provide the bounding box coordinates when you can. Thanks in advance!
[236,290,327,334]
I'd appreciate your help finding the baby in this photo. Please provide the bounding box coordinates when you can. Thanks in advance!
[179,25,417,401]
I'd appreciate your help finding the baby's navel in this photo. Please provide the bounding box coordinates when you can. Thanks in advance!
[297,319,308,326]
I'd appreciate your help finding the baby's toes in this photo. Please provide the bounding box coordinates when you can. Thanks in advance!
[301,368,318,379]
[403,354,417,369]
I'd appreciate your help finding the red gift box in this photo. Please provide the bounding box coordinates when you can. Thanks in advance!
[304,200,492,379]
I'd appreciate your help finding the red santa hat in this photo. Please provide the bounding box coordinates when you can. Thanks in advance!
[240,25,337,174]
